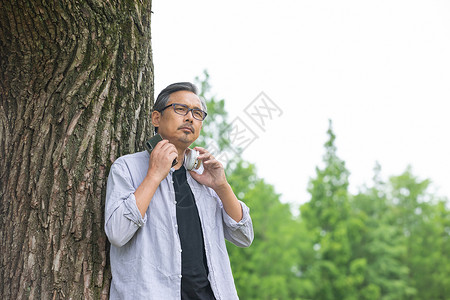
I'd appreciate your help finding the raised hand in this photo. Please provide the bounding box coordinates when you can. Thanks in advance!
[147,139,178,183]
[188,147,227,191]
[189,147,243,222]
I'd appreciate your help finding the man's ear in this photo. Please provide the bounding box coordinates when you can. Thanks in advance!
[151,110,161,128]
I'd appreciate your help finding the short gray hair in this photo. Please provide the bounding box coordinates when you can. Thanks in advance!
[154,82,207,112]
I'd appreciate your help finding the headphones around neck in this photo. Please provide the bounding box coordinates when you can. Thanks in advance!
[185,148,201,171]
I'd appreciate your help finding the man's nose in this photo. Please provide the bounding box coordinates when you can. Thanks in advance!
[184,112,194,123]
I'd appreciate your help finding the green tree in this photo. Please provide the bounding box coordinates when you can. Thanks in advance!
[352,164,414,300]
[301,120,365,300]
[388,168,450,299]
[227,165,308,300]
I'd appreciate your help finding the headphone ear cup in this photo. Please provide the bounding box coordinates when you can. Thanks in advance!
[192,150,201,170]
[186,149,201,171]
[185,149,196,171]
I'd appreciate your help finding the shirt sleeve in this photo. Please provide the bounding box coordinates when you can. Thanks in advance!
[222,199,254,248]
[104,159,147,247]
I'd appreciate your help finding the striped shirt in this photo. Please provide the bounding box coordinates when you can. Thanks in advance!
[105,151,254,299]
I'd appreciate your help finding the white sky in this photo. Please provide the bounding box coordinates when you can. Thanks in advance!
[151,0,450,209]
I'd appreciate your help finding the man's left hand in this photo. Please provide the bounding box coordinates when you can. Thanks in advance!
[189,147,227,191]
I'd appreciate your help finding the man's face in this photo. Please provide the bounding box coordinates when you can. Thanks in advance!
[151,90,203,149]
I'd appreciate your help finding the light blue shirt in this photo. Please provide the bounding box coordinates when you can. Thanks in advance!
[105,151,254,299]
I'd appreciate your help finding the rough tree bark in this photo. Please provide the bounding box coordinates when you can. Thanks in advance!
[0,0,153,299]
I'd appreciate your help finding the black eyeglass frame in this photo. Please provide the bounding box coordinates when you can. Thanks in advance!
[158,103,208,121]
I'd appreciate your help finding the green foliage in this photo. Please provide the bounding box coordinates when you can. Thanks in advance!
[351,166,413,300]
[300,121,364,300]
[196,71,450,300]
[386,169,450,299]
[227,176,304,299]
[303,120,350,232]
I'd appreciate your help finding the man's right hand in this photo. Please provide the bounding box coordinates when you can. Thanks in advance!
[134,139,178,218]
[147,139,178,183]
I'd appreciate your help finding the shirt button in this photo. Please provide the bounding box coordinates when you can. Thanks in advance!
[179,249,182,253]
[179,275,182,278]
[173,201,177,204]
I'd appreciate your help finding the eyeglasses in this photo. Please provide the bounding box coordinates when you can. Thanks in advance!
[159,103,207,121]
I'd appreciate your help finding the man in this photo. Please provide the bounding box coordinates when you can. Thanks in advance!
[105,82,254,299]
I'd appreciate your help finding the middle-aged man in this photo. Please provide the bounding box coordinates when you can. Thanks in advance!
[105,82,254,299]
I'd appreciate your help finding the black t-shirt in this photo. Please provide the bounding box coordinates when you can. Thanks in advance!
[173,166,215,300]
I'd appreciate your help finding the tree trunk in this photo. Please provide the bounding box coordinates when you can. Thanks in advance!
[0,0,153,298]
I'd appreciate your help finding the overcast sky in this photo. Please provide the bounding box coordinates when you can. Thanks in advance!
[151,0,450,209]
